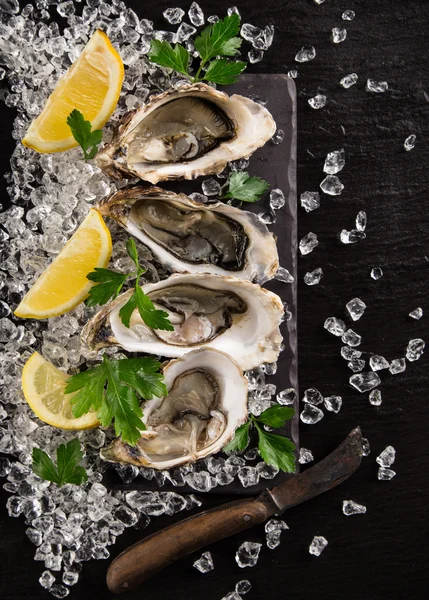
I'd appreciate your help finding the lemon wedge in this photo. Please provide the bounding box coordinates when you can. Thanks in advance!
[22,30,124,153]
[15,208,112,319]
[22,352,99,430]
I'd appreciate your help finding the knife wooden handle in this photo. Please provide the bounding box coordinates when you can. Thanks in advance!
[107,497,270,594]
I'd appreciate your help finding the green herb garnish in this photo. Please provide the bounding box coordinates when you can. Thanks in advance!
[65,355,167,446]
[66,109,102,161]
[32,438,88,486]
[224,405,296,473]
[149,14,246,85]
[86,238,173,332]
[222,171,270,203]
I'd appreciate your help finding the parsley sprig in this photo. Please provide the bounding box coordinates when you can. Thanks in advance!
[65,355,167,446]
[221,171,270,203]
[67,109,102,161]
[32,439,88,486]
[224,405,296,472]
[149,14,246,85]
[86,238,173,332]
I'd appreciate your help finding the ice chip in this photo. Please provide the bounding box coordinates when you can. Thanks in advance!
[340,229,366,244]
[362,438,371,456]
[193,551,214,573]
[62,571,79,586]
[238,466,260,488]
[323,149,345,174]
[299,232,318,255]
[342,500,367,515]
[378,467,396,481]
[241,23,263,45]
[355,211,367,231]
[324,396,342,413]
[298,447,314,464]
[300,191,320,212]
[221,593,241,600]
[235,541,262,568]
[303,388,324,405]
[340,73,358,88]
[39,570,55,590]
[265,518,288,533]
[369,389,382,406]
[275,266,294,283]
[57,1,75,18]
[406,338,425,361]
[300,404,324,425]
[277,388,297,405]
[308,94,326,109]
[176,22,197,42]
[201,178,221,196]
[295,45,316,62]
[349,372,381,393]
[376,446,396,467]
[370,267,383,280]
[332,27,347,43]
[288,69,298,78]
[236,580,252,595]
[404,134,416,151]
[270,188,285,210]
[163,7,185,24]
[341,329,362,347]
[346,297,366,321]
[309,535,328,556]
[320,175,344,195]
[188,2,204,26]
[409,307,423,320]
[49,584,70,599]
[369,355,390,371]
[304,268,323,286]
[249,49,264,63]
[349,356,364,370]
[271,129,285,145]
[258,210,276,225]
[324,317,347,337]
[366,79,388,93]
[342,10,356,21]
[389,358,406,374]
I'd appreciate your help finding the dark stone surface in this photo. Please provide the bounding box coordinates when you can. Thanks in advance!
[1,1,428,599]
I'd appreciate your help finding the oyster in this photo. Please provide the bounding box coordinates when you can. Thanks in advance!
[82,273,284,370]
[98,186,279,283]
[101,348,248,469]
[96,83,276,183]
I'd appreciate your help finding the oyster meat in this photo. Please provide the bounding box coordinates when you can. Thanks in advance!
[101,348,248,469]
[82,273,284,370]
[96,83,276,183]
[98,186,279,283]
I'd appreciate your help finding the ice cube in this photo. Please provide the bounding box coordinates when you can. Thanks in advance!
[49,584,70,599]
[193,551,214,573]
[249,49,264,63]
[300,191,320,212]
[342,500,367,515]
[309,535,328,556]
[332,28,347,43]
[275,266,294,283]
[266,530,282,549]
[340,73,358,88]
[320,175,344,195]
[404,134,416,151]
[366,79,388,93]
[324,317,347,337]
[346,297,366,321]
[341,329,362,347]
[376,446,396,467]
[298,448,314,464]
[235,541,262,568]
[300,404,324,424]
[62,571,79,586]
[409,307,423,320]
[369,355,390,371]
[370,267,383,280]
[389,358,406,374]
[163,7,185,24]
[406,338,425,361]
[299,232,318,255]
[349,372,381,392]
[57,1,75,18]
[303,388,324,405]
[176,22,197,42]
[201,178,221,196]
[324,396,342,413]
[271,129,285,145]
[304,268,323,286]
[369,389,382,406]
[295,46,316,62]
[189,192,209,204]
[308,94,327,109]
[340,229,366,244]
[258,210,276,225]
[378,467,396,481]
[265,518,288,533]
[355,211,367,231]
[188,2,204,26]
[277,388,297,405]
[324,149,345,174]
[39,570,55,590]
[241,23,263,45]
[238,466,260,488]
[256,462,279,479]
[362,438,371,456]
[236,580,252,595]
[341,345,359,361]
[342,10,355,21]
[270,188,286,210]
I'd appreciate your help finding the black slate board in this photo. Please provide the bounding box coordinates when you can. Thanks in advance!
[102,73,299,496]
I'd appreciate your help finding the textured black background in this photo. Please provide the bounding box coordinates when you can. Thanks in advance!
[1,1,429,599]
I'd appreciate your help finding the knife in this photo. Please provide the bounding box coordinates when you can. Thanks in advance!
[107,427,363,594]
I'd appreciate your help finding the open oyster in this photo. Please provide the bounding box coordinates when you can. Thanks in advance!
[101,348,248,469]
[98,186,279,283]
[82,273,283,370]
[96,83,276,183]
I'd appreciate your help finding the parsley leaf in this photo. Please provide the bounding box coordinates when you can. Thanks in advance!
[134,284,174,331]
[223,171,270,203]
[256,406,295,428]
[194,14,242,63]
[149,40,191,77]
[204,58,246,85]
[32,439,88,486]
[86,268,130,307]
[66,355,167,446]
[67,109,102,161]
[223,422,251,453]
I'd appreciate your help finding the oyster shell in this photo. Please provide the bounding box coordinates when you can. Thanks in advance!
[96,83,276,183]
[82,273,284,370]
[100,348,248,469]
[98,186,279,283]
